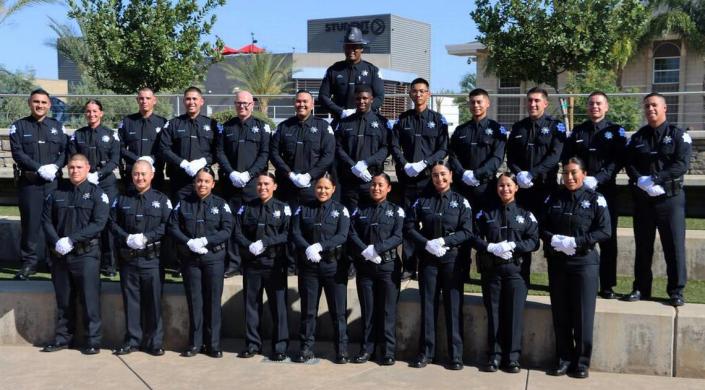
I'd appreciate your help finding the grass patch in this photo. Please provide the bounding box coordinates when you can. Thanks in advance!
[0,266,183,284]
[0,206,20,217]
[617,216,705,230]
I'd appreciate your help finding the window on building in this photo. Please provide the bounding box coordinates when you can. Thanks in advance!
[652,42,680,124]
[497,77,521,128]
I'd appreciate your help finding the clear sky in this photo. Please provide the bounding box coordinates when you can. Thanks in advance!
[0,0,479,92]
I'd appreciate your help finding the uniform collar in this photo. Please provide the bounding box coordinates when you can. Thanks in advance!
[298,114,315,127]
[591,118,610,131]
[316,198,334,208]
[530,114,549,126]
[73,180,91,192]
[472,117,490,129]
[502,200,518,212]
[435,189,452,199]
[649,120,669,136]
[413,108,430,119]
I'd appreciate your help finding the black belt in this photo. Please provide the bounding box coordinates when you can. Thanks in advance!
[119,241,162,259]
[51,238,99,257]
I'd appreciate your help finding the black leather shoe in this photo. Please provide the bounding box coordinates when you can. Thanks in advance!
[101,270,117,278]
[14,266,35,281]
[599,289,617,299]
[380,356,395,366]
[547,362,570,376]
[334,353,349,364]
[622,290,642,302]
[81,346,100,355]
[181,346,200,357]
[270,352,288,361]
[570,367,589,379]
[287,269,297,276]
[41,343,68,352]
[484,359,499,372]
[224,270,241,278]
[208,349,223,358]
[238,348,260,358]
[669,296,685,307]
[410,354,430,368]
[147,348,165,356]
[352,352,370,364]
[401,271,413,281]
[293,349,314,363]
[446,360,463,370]
[504,361,521,373]
[171,271,182,278]
[113,345,138,355]
[347,267,356,279]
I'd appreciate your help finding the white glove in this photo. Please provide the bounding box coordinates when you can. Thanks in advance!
[359,169,372,182]
[133,233,147,249]
[486,242,503,257]
[190,157,207,174]
[126,234,141,250]
[297,173,312,187]
[38,164,59,181]
[87,172,100,185]
[405,161,427,177]
[498,240,516,253]
[187,239,203,253]
[341,109,356,118]
[637,176,654,191]
[289,172,299,185]
[403,163,415,177]
[137,156,154,166]
[497,250,513,260]
[180,160,194,176]
[370,256,382,264]
[249,240,265,256]
[305,243,323,262]
[425,239,448,257]
[55,237,74,255]
[462,170,480,186]
[647,185,666,197]
[351,160,368,178]
[562,236,576,250]
[550,234,566,250]
[584,176,598,190]
[517,171,533,189]
[361,245,377,261]
[229,171,244,187]
[195,246,208,255]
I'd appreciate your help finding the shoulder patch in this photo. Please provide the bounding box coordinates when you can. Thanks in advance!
[264,124,271,134]
[412,199,419,208]
[397,207,405,218]
[342,207,350,218]
[327,125,334,135]
[163,121,169,129]
[295,206,301,216]
[101,193,109,204]
[463,199,471,209]
[683,133,692,144]
[223,203,232,214]
[284,205,291,216]
[9,124,16,135]
[113,131,120,141]
[619,127,626,137]
[529,212,538,223]
[556,122,566,133]
[597,196,607,208]
[544,195,551,204]
[217,123,224,134]
[237,205,245,215]
[440,115,448,125]
[499,126,508,136]
[111,198,118,208]
[475,210,483,220]
[387,119,396,129]
[351,208,359,217]
[174,202,180,211]
[166,199,173,209]
[118,120,124,129]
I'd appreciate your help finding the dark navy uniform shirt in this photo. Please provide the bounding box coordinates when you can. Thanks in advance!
[335,110,390,176]
[42,180,110,246]
[9,116,66,173]
[391,108,448,183]
[233,197,291,264]
[318,60,385,116]
[270,115,335,180]
[541,186,611,264]
[168,193,233,262]
[159,114,218,173]
[118,113,167,167]
[69,125,121,179]
[562,119,627,186]
[348,200,404,258]
[472,200,539,256]
[448,117,507,185]
[404,190,474,263]
[507,115,566,184]
[624,121,692,187]
[215,116,270,177]
[110,188,172,245]
[292,199,350,255]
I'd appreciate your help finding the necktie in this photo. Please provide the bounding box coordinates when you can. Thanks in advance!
[294,123,305,172]
[256,202,266,239]
[188,119,200,160]
[313,204,325,242]
[236,120,247,170]
[355,115,366,160]
[412,114,423,161]
[196,200,205,237]
[433,195,446,237]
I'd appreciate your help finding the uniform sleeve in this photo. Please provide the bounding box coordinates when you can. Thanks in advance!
[447,128,466,175]
[167,204,191,244]
[308,126,335,179]
[623,134,640,182]
[42,194,59,246]
[594,131,627,184]
[474,128,506,181]
[109,197,129,243]
[561,132,577,165]
[653,130,692,185]
[246,126,270,177]
[320,207,350,251]
[233,206,252,248]
[262,205,291,247]
[529,125,565,177]
[318,68,343,116]
[374,208,404,254]
[53,126,69,169]
[215,126,234,174]
[370,66,385,112]
[98,130,120,177]
[68,190,110,243]
[335,124,357,168]
[269,123,292,174]
[443,199,474,247]
[389,120,408,166]
[423,116,448,164]
[514,211,540,253]
[205,119,218,165]
[469,211,490,251]
[347,211,368,253]
[575,195,611,249]
[506,124,523,174]
[119,120,139,165]
[291,208,311,249]
[204,201,233,246]
[364,119,389,166]
[403,200,428,246]
[159,122,186,166]
[9,122,41,171]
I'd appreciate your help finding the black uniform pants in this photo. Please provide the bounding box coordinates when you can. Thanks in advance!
[400,181,429,275]
[279,182,315,275]
[418,258,465,361]
[480,261,527,363]
[182,258,224,351]
[224,196,246,274]
[98,178,118,273]
[355,259,400,357]
[18,178,56,270]
[298,260,348,355]
[119,260,163,350]
[50,255,102,347]
[632,189,687,298]
[517,183,555,285]
[598,185,619,291]
[243,260,289,354]
[547,255,598,370]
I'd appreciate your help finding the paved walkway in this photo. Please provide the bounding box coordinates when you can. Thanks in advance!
[3,341,704,390]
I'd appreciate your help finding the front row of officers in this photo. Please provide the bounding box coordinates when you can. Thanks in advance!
[40,152,609,379]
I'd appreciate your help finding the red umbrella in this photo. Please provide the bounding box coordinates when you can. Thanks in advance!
[221,45,240,55]
[237,43,265,54]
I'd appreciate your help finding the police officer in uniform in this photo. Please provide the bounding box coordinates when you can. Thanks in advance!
[10,89,67,280]
[168,167,233,358]
[623,92,691,306]
[318,26,384,123]
[506,87,566,284]
[111,160,172,356]
[348,173,403,366]
[41,153,110,355]
[271,90,335,274]
[216,91,271,278]
[472,173,539,373]
[233,172,291,361]
[159,86,218,201]
[542,157,611,379]
[118,87,167,191]
[69,99,120,277]
[291,174,351,364]
[405,162,474,371]
[562,91,627,299]
[391,78,448,281]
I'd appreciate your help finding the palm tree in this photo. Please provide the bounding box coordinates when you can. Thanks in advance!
[0,0,56,26]
[640,1,705,52]
[222,52,293,115]
[45,16,91,74]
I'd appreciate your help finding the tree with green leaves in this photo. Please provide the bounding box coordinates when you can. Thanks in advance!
[222,53,293,115]
[452,73,476,124]
[0,0,56,26]
[65,0,225,93]
[0,66,37,127]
